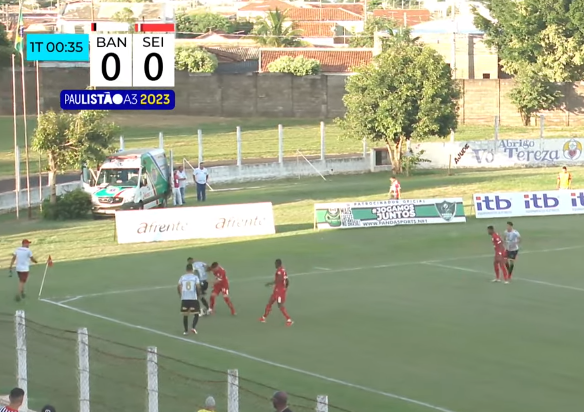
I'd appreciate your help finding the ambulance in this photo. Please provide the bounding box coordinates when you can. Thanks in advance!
[81,148,172,216]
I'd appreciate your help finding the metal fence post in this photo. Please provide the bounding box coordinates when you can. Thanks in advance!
[15,310,28,412]
[78,328,90,412]
[316,395,328,412]
[147,347,159,412]
[227,369,239,412]
[236,127,242,167]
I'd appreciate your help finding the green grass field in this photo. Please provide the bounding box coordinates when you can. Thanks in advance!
[2,114,584,178]
[1,168,584,412]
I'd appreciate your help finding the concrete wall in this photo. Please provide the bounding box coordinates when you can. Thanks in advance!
[187,155,372,184]
[0,181,81,212]
[0,156,373,212]
[4,67,584,125]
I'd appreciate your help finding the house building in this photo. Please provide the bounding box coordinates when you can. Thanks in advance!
[236,0,296,20]
[259,48,373,73]
[56,2,174,34]
[287,7,364,46]
[372,8,431,27]
[411,18,499,79]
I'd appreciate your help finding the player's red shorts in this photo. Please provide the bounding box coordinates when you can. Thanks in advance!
[17,272,29,283]
[212,281,229,296]
[271,289,287,304]
[494,251,506,261]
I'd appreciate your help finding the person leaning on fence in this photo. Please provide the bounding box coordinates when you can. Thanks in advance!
[197,396,216,412]
[557,166,572,190]
[173,169,183,206]
[0,387,25,412]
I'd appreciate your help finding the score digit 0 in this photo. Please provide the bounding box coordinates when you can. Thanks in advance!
[89,33,175,88]
[132,34,174,87]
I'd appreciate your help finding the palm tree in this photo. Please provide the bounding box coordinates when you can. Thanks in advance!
[253,9,300,47]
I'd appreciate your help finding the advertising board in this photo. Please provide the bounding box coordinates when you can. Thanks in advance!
[473,190,584,218]
[315,199,466,229]
[115,202,276,244]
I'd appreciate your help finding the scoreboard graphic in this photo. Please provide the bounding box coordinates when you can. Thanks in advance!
[26,23,176,110]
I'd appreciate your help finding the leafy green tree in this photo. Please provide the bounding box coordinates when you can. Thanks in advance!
[253,9,300,47]
[474,0,584,122]
[336,42,459,173]
[175,46,218,73]
[32,111,118,204]
[267,55,321,75]
[509,71,562,126]
[112,7,137,33]
[349,16,396,48]
[176,11,233,34]
[0,23,13,67]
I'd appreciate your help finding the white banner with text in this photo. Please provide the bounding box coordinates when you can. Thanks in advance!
[115,202,276,244]
[473,190,584,218]
[414,138,584,168]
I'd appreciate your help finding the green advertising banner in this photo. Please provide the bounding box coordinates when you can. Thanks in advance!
[314,199,466,229]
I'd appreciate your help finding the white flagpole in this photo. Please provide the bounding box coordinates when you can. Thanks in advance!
[35,61,42,211]
[38,261,50,299]
[12,54,20,219]
[20,52,32,218]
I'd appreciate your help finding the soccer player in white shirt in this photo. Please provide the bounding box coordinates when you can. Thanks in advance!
[9,239,37,301]
[193,162,209,202]
[187,257,210,315]
[504,221,521,280]
[178,263,202,335]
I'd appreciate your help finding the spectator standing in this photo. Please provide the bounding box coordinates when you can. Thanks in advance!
[272,391,292,412]
[197,396,216,412]
[177,165,187,204]
[8,240,37,301]
[173,169,183,206]
[389,177,401,199]
[0,387,25,412]
[557,166,572,189]
[193,162,209,202]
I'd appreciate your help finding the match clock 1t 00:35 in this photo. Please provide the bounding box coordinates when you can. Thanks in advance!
[89,32,175,88]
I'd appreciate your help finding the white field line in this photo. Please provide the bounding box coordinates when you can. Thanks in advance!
[314,267,331,271]
[40,298,459,412]
[48,245,584,304]
[424,262,584,293]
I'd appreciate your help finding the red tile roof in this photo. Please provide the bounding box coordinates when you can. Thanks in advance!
[317,3,365,17]
[260,48,373,73]
[294,22,336,38]
[372,9,431,26]
[287,7,363,21]
[238,0,297,12]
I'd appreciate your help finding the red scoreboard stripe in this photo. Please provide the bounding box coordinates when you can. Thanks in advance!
[134,23,175,32]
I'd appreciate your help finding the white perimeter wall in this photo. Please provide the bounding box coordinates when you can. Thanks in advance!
[1,137,582,212]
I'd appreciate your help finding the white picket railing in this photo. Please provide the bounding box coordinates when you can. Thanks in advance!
[12,310,329,412]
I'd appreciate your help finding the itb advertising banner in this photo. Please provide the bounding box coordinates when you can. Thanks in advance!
[473,190,584,218]
[115,202,276,244]
[314,199,466,229]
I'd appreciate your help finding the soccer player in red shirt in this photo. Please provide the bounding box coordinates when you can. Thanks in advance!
[487,226,510,284]
[260,259,293,326]
[208,262,236,315]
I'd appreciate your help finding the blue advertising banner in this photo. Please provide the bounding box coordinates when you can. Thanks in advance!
[60,90,175,110]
